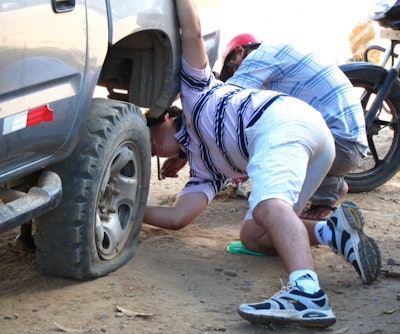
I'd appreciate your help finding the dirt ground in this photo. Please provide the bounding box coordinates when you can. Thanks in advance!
[0,157,399,334]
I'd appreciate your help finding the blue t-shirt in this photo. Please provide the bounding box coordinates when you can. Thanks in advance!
[227,43,367,155]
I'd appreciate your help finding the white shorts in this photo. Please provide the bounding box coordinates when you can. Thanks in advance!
[244,96,335,220]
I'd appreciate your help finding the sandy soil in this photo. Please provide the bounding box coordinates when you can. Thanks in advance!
[0,157,399,334]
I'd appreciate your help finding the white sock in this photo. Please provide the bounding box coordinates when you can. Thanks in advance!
[289,270,321,294]
[315,221,332,245]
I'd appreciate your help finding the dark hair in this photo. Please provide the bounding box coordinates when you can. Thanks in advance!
[146,105,182,128]
[219,44,261,82]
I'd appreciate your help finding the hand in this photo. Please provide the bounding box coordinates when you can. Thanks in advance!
[161,157,188,178]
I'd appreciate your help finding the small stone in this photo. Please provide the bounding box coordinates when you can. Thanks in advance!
[241,280,253,286]
[216,325,227,331]
[4,315,13,320]
[203,323,213,330]
[224,269,237,277]
[387,258,399,265]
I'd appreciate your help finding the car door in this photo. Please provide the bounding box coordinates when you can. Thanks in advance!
[0,0,87,182]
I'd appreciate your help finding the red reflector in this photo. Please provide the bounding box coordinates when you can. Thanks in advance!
[26,105,53,127]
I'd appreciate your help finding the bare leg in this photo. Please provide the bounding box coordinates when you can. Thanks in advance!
[252,198,314,273]
[240,215,321,254]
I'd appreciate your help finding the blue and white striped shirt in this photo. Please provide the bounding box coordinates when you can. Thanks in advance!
[176,57,282,203]
[226,43,368,154]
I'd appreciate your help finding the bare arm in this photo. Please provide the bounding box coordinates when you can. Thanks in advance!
[175,0,208,69]
[144,192,208,230]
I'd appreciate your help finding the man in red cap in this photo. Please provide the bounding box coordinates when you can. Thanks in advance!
[220,33,368,220]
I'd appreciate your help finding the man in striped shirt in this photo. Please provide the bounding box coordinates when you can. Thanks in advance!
[144,0,380,328]
[220,35,368,220]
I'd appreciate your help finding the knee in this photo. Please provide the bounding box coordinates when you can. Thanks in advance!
[240,219,278,255]
[252,201,275,225]
[252,198,293,225]
[239,223,254,247]
[331,141,361,175]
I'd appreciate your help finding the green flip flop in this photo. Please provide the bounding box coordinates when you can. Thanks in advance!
[226,241,267,256]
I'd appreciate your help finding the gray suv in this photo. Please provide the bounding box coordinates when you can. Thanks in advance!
[0,0,219,279]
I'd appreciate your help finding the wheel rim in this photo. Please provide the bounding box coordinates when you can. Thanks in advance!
[95,141,141,260]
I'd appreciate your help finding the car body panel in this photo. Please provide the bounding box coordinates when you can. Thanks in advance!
[0,0,87,182]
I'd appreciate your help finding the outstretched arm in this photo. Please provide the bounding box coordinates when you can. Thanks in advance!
[175,0,208,70]
[144,192,208,230]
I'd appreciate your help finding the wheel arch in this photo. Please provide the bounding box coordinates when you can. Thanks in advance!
[98,29,180,119]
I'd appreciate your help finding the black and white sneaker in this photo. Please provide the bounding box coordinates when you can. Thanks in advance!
[328,200,381,284]
[238,281,336,328]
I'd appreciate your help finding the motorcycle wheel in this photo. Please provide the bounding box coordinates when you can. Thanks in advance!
[344,70,400,193]
[35,98,151,279]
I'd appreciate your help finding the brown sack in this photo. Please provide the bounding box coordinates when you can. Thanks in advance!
[348,20,378,62]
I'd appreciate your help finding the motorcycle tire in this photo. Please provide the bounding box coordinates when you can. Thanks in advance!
[35,98,151,279]
[341,63,400,193]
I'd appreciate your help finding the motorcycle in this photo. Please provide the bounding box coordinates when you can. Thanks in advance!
[341,0,400,192]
